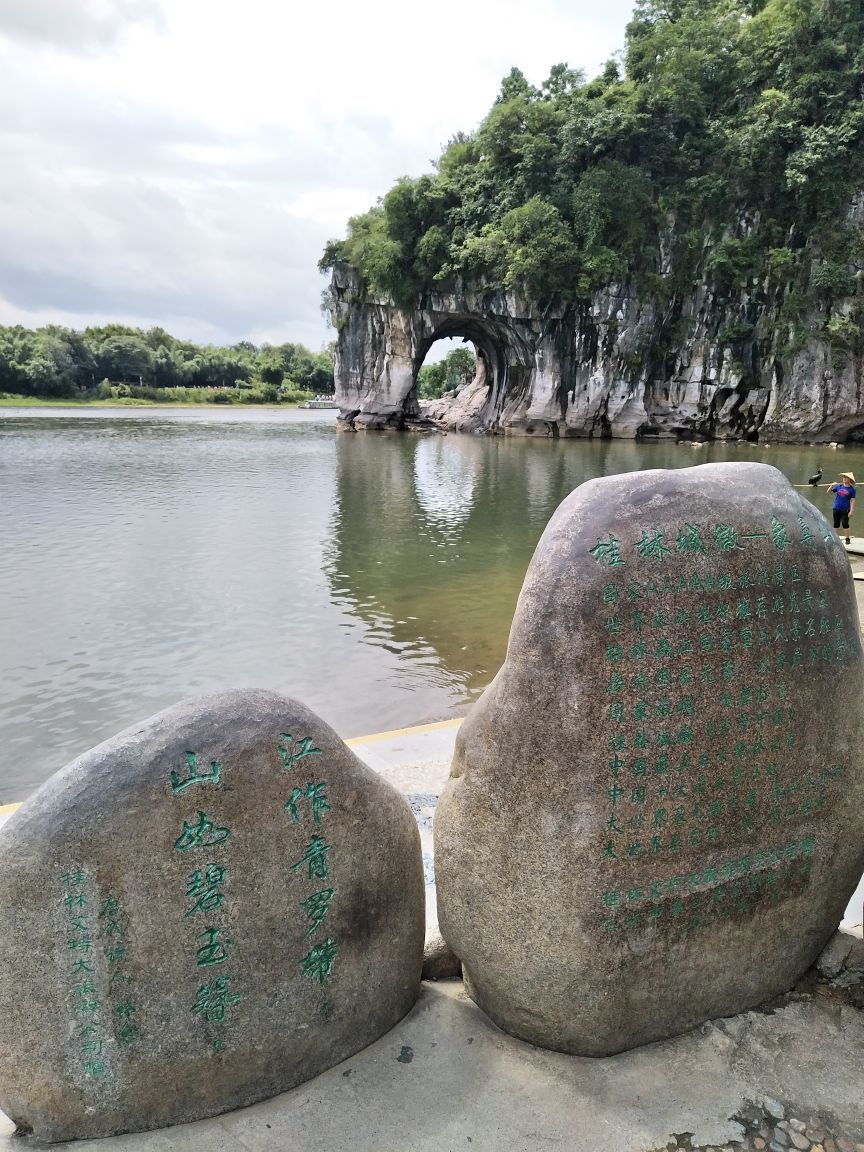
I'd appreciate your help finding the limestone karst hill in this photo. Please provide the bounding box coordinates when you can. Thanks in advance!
[321,0,864,442]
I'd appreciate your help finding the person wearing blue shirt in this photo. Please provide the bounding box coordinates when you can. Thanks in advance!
[826,471,856,545]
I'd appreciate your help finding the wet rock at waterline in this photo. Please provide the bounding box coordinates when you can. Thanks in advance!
[0,690,424,1142]
[435,463,864,1056]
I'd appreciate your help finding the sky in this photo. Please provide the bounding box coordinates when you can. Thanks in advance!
[0,0,637,351]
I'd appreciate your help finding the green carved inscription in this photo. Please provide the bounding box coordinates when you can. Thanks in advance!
[174,811,231,853]
[283,739,340,994]
[597,524,845,923]
[170,751,222,795]
[195,927,233,968]
[278,733,323,772]
[285,781,332,825]
[185,864,227,917]
[193,975,242,1022]
[300,937,338,984]
[291,834,333,881]
[60,871,139,1078]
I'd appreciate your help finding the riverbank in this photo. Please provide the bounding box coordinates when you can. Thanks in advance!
[7,393,862,440]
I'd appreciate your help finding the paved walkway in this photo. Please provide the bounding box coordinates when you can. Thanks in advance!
[2,977,862,1150]
[348,718,459,934]
[840,534,864,556]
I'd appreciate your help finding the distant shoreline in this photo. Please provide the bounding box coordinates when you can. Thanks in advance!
[0,394,313,410]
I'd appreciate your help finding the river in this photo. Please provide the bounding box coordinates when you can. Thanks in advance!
[1,406,860,801]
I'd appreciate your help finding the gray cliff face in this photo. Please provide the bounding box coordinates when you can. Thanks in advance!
[327,195,864,442]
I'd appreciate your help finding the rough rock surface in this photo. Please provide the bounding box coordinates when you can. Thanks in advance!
[816,931,857,979]
[0,690,424,1142]
[421,931,461,980]
[419,365,493,434]
[327,194,864,442]
[435,462,864,1056]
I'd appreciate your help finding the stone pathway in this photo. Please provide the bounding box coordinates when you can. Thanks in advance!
[662,1105,864,1152]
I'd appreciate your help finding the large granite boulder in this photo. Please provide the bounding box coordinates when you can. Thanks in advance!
[435,462,864,1055]
[0,690,424,1142]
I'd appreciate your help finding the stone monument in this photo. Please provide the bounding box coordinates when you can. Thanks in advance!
[0,690,424,1141]
[434,462,864,1055]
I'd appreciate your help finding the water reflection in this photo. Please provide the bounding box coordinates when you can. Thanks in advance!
[324,435,863,712]
[413,436,480,535]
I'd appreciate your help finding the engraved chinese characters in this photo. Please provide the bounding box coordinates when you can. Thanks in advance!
[0,690,424,1142]
[435,463,864,1057]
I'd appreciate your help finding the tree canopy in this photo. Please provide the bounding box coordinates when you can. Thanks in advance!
[0,324,334,401]
[416,346,477,399]
[320,0,864,307]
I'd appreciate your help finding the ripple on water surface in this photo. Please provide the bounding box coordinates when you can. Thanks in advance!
[1,407,858,800]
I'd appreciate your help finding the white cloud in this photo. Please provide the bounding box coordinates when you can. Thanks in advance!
[0,0,636,347]
[0,0,163,51]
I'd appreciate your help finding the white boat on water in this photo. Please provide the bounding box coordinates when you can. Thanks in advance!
[301,396,338,409]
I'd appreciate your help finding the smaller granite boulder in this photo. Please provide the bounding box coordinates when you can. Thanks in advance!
[0,690,424,1142]
[817,932,856,979]
[422,931,461,980]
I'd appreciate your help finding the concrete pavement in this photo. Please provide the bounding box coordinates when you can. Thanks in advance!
[347,718,459,935]
[2,977,862,1150]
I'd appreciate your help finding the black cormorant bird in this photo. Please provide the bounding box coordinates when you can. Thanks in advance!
[808,466,823,486]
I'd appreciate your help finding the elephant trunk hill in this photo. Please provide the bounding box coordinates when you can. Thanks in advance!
[328,209,864,442]
[321,0,864,443]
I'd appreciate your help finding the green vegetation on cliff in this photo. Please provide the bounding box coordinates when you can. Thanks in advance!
[0,324,333,402]
[320,0,864,310]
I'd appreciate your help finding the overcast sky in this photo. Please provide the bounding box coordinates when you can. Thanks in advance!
[0,0,636,349]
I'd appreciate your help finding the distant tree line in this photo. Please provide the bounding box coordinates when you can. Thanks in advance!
[0,324,335,402]
[417,347,477,399]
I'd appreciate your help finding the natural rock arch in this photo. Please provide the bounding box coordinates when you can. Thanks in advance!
[414,315,539,434]
[328,263,539,433]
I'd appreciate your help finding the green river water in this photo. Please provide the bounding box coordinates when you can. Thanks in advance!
[1,406,859,801]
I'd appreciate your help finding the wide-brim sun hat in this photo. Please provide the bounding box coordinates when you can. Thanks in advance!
[841,471,856,482]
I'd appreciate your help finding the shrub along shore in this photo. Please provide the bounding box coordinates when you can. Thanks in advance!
[0,323,334,405]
